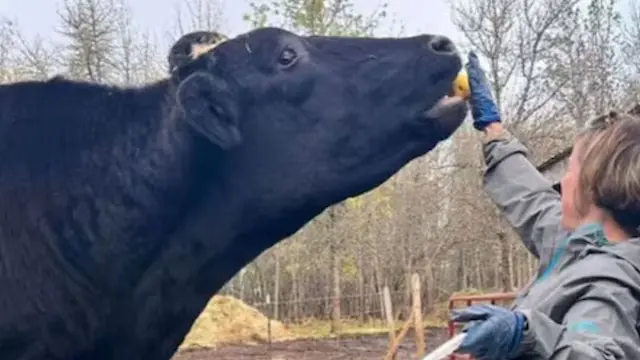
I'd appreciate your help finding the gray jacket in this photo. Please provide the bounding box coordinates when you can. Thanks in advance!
[482,131,640,359]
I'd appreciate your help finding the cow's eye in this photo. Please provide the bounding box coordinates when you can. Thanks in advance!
[278,47,297,68]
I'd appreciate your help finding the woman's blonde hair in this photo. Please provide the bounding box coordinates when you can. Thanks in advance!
[574,111,640,236]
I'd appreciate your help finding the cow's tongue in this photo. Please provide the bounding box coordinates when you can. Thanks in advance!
[424,96,465,119]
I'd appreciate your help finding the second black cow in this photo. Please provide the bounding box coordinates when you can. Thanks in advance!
[0,27,467,359]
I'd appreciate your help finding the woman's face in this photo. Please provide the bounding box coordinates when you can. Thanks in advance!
[560,144,583,231]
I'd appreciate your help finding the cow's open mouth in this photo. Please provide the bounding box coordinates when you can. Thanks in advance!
[421,95,468,138]
[424,95,466,119]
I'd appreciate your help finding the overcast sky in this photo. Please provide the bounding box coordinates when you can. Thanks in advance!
[2,0,463,44]
[1,0,634,65]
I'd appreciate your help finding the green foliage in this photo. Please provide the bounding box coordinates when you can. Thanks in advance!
[243,0,389,36]
[341,254,358,280]
[243,2,271,29]
[285,262,300,276]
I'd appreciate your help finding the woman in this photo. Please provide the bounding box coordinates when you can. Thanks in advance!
[451,52,640,359]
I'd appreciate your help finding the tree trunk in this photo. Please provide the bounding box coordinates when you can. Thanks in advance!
[292,268,300,322]
[358,247,365,321]
[330,238,341,333]
[499,231,511,291]
[474,248,483,289]
[373,249,385,322]
[508,238,515,289]
[273,252,280,320]
[238,268,246,302]
[424,263,433,310]
[456,248,467,290]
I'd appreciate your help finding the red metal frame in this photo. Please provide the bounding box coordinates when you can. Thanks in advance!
[446,292,517,360]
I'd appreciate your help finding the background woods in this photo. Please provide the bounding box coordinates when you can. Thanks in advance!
[2,0,639,331]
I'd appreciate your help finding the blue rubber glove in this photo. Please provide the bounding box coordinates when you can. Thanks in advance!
[451,304,526,360]
[466,51,501,130]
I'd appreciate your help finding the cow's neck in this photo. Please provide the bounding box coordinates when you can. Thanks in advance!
[125,171,328,360]
[93,81,217,291]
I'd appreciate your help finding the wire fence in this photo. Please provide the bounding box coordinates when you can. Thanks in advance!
[219,289,409,325]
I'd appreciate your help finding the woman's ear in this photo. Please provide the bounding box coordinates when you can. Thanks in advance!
[176,72,242,150]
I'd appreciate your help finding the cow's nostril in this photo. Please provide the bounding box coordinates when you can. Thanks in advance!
[428,36,456,55]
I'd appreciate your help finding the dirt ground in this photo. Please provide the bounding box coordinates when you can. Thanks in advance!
[173,327,451,360]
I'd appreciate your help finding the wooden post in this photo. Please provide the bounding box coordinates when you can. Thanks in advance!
[266,294,272,351]
[383,312,414,360]
[383,285,396,360]
[412,273,425,357]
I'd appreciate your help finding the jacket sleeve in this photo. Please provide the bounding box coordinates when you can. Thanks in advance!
[482,130,569,264]
[517,279,640,359]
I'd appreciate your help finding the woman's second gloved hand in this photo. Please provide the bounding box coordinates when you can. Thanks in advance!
[451,303,526,360]
[466,51,501,131]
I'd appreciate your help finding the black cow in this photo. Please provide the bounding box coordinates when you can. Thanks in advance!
[0,27,467,359]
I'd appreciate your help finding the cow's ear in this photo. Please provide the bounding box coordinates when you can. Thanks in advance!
[168,31,229,73]
[176,72,242,150]
[172,55,209,82]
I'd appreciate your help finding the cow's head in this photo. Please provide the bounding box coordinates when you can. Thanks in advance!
[170,27,467,236]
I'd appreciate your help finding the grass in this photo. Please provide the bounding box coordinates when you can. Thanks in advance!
[283,313,449,340]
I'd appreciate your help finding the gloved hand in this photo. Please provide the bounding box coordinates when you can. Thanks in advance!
[451,304,526,360]
[466,51,501,130]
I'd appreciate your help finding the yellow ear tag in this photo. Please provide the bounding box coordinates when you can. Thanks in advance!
[190,36,228,59]
[452,70,470,100]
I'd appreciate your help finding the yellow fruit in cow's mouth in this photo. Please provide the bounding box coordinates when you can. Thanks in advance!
[451,70,470,100]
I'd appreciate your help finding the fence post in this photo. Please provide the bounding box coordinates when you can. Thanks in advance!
[383,285,396,360]
[412,273,425,357]
[266,294,272,351]
[384,312,414,360]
